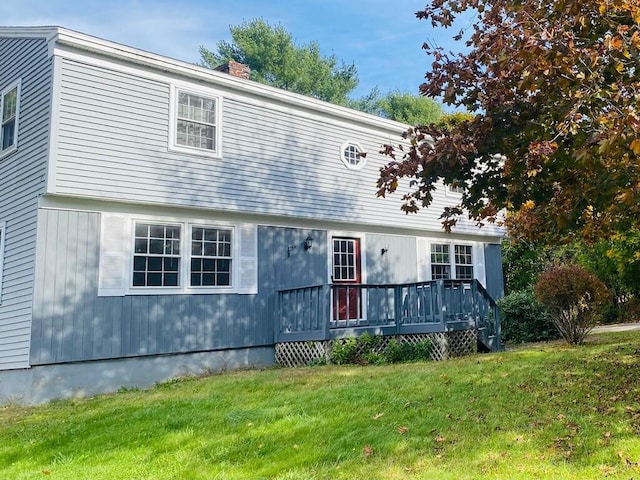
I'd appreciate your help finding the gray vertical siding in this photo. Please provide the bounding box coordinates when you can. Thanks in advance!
[365,234,417,284]
[0,38,51,369]
[483,244,504,300]
[30,209,330,365]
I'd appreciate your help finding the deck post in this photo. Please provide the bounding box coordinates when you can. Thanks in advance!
[436,280,446,329]
[470,280,479,329]
[321,284,331,341]
[393,285,403,334]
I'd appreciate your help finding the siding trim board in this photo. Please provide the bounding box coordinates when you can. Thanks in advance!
[45,55,62,194]
[0,221,5,304]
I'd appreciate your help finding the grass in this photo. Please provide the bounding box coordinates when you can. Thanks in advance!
[1,332,640,479]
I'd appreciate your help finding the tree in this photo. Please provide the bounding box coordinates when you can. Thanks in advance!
[200,19,358,104]
[349,89,443,125]
[377,1,640,243]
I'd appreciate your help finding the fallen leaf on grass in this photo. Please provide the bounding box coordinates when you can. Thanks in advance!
[363,445,373,457]
[373,412,384,420]
[435,436,446,443]
[398,426,408,435]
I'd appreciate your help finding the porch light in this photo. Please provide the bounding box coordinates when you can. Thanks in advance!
[304,235,313,250]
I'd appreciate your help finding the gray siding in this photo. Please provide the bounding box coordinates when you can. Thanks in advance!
[0,38,51,369]
[53,57,502,237]
[365,234,417,284]
[484,244,504,300]
[30,209,329,365]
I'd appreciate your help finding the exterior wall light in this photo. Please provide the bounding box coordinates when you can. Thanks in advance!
[304,235,313,251]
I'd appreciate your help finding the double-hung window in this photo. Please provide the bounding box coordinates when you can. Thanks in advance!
[430,243,474,280]
[190,226,232,287]
[98,215,256,296]
[131,222,235,290]
[171,87,220,156]
[430,244,451,280]
[133,223,181,287]
[454,245,474,280]
[1,80,20,157]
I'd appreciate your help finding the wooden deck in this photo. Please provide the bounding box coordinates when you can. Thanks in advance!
[275,279,503,352]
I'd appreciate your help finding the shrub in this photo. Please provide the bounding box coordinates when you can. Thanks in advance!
[534,265,611,345]
[330,337,358,365]
[329,335,432,365]
[497,289,560,343]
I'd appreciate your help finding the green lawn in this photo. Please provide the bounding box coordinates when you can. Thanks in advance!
[1,332,639,479]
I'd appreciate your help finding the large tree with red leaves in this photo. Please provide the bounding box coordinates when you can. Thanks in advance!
[377,0,640,243]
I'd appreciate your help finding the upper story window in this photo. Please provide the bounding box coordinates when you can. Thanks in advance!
[340,141,366,170]
[170,86,221,157]
[1,80,20,158]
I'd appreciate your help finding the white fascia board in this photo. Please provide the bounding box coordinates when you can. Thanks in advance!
[47,27,409,135]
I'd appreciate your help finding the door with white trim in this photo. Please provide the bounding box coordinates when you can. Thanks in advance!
[332,237,362,320]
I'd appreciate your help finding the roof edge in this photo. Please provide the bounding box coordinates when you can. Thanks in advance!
[1,25,411,135]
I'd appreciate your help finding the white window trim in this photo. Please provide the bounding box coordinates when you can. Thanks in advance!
[128,218,238,295]
[339,141,366,171]
[0,221,5,305]
[0,79,21,159]
[427,240,479,282]
[168,84,223,159]
[443,180,464,197]
[130,220,183,293]
[187,223,235,293]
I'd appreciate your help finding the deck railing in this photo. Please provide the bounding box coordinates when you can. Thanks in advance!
[275,279,501,348]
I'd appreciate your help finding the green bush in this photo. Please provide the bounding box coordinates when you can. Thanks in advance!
[534,265,611,345]
[329,335,432,365]
[497,289,560,344]
[330,337,358,365]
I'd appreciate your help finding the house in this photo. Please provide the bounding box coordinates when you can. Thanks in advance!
[0,26,505,404]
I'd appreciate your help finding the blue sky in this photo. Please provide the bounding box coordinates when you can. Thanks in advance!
[1,0,469,101]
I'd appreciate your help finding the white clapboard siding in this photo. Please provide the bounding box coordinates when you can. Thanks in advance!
[53,57,503,238]
[0,37,52,370]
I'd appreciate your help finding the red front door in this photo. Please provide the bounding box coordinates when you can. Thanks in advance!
[332,237,361,320]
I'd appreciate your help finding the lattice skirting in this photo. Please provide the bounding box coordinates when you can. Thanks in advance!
[275,330,478,367]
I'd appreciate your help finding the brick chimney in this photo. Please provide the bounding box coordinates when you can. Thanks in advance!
[214,60,251,80]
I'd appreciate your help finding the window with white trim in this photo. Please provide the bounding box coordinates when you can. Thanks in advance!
[170,87,221,156]
[190,226,232,287]
[1,80,20,157]
[133,223,181,287]
[340,141,366,170]
[454,244,474,280]
[430,244,451,280]
[430,243,474,280]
